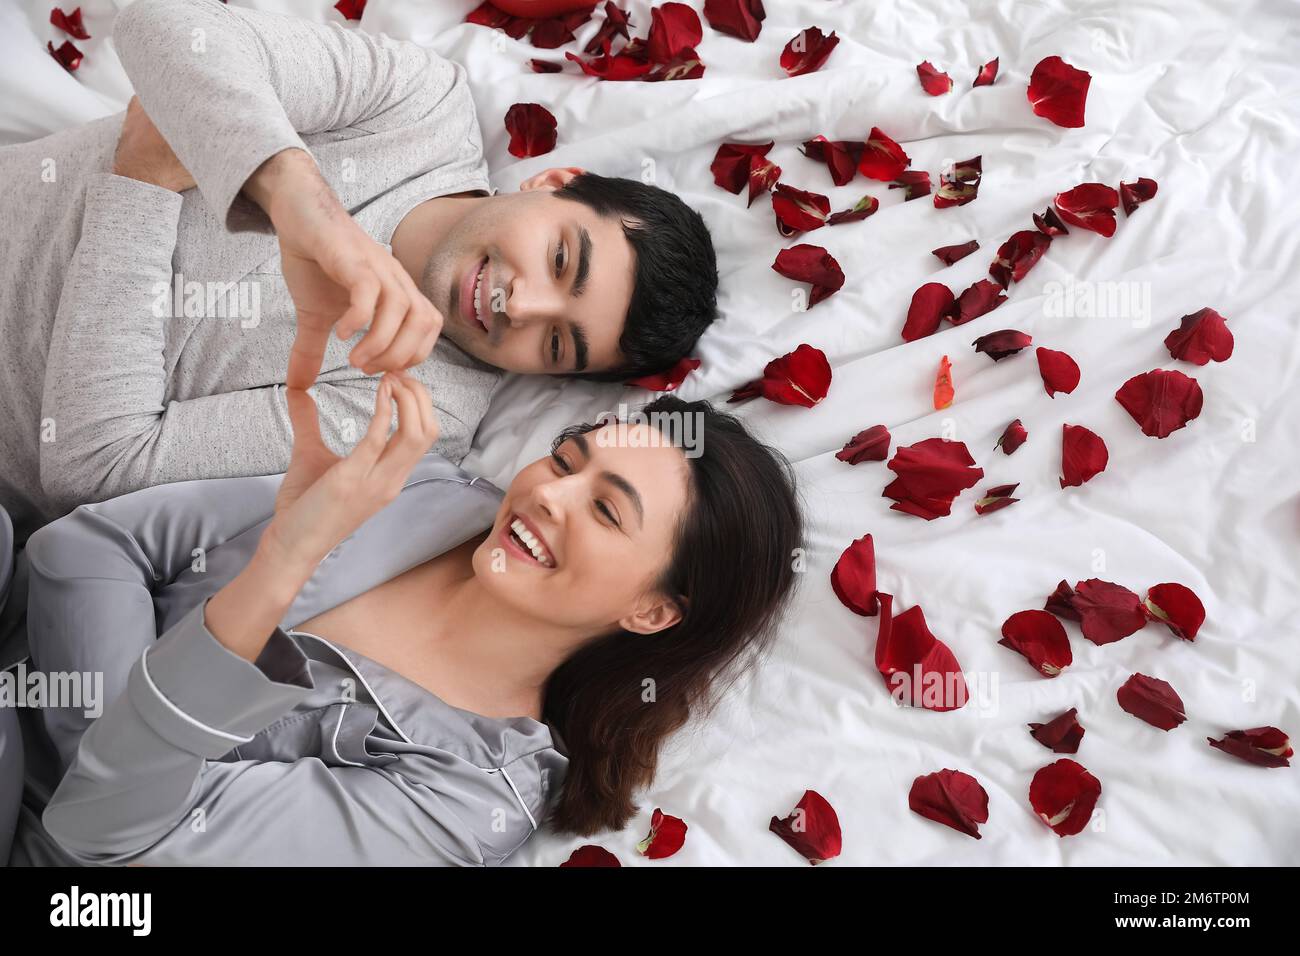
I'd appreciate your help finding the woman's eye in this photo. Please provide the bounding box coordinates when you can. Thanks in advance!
[596,500,619,527]
[554,242,564,278]
[550,451,570,473]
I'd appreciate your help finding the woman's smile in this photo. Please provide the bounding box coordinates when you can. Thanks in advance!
[500,512,556,567]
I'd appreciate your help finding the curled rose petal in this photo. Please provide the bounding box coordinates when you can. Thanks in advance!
[889,169,932,202]
[909,769,989,838]
[1073,579,1147,645]
[625,356,699,392]
[1120,177,1158,216]
[1143,582,1205,641]
[989,230,1052,287]
[973,329,1032,362]
[933,355,954,410]
[559,844,621,866]
[1027,55,1091,128]
[1000,609,1072,675]
[50,6,90,39]
[827,194,879,226]
[1033,205,1070,236]
[771,182,830,236]
[1044,579,1081,621]
[1054,183,1119,237]
[902,282,954,342]
[335,0,366,20]
[646,2,703,63]
[47,39,83,72]
[772,244,844,306]
[884,438,984,520]
[1036,347,1080,397]
[916,61,953,95]
[974,482,1020,515]
[1207,728,1293,768]
[780,26,839,77]
[859,127,911,182]
[728,343,831,407]
[710,142,776,202]
[769,789,842,864]
[565,46,654,80]
[636,807,687,858]
[1029,758,1101,837]
[996,419,1027,455]
[932,239,979,265]
[528,58,564,73]
[837,424,891,465]
[800,136,863,186]
[1117,673,1186,730]
[1029,708,1085,754]
[504,103,558,157]
[830,533,878,615]
[583,2,633,55]
[1059,423,1108,488]
[934,156,982,209]
[1114,369,1203,438]
[973,57,998,87]
[950,279,1006,325]
[1164,308,1234,365]
[703,0,765,41]
[874,593,969,710]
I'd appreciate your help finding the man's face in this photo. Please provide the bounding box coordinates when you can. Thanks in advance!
[421,171,637,374]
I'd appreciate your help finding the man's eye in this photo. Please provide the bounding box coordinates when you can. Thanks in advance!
[550,330,560,364]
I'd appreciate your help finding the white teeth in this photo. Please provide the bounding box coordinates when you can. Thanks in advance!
[471,260,486,327]
[510,518,552,567]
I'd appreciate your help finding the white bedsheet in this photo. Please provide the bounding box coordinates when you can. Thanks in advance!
[4,0,1297,865]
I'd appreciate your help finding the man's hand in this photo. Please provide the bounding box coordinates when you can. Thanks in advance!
[112,96,195,193]
[244,149,443,389]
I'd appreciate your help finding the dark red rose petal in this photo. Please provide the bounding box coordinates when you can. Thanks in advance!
[780,26,839,77]
[583,1,633,55]
[704,0,765,41]
[772,244,844,306]
[504,103,558,157]
[769,789,842,864]
[800,136,863,186]
[1036,347,1080,397]
[1044,579,1080,620]
[559,844,621,866]
[728,343,831,407]
[1207,728,1293,768]
[831,533,878,615]
[827,194,879,225]
[909,769,989,838]
[989,230,1052,287]
[530,8,598,50]
[1073,579,1146,645]
[889,169,932,201]
[950,279,1006,324]
[47,39,83,73]
[874,593,969,710]
[859,127,911,181]
[1164,307,1234,365]
[1027,55,1091,128]
[1059,424,1108,488]
[1033,205,1070,236]
[997,419,1028,455]
[771,182,830,236]
[837,425,891,465]
[645,2,703,64]
[934,156,982,209]
[1117,673,1186,730]
[1000,609,1072,676]
[528,58,565,73]
[974,482,1019,515]
[902,282,954,342]
[1119,176,1158,216]
[565,46,654,80]
[1143,583,1205,641]
[336,0,367,20]
[625,356,699,392]
[710,142,774,195]
[973,329,1032,362]
[1029,759,1101,837]
[50,6,91,39]
[883,438,984,520]
[932,239,980,265]
[917,61,953,96]
[1029,708,1085,754]
[1114,369,1203,438]
[1054,183,1119,237]
[973,57,998,87]
[636,807,687,858]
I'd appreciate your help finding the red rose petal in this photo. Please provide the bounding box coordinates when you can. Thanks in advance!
[996,419,1028,455]
[1059,423,1108,488]
[780,26,839,77]
[1117,673,1186,730]
[645,2,703,63]
[933,355,954,410]
[1054,183,1119,237]
[772,244,844,306]
[874,593,969,710]
[504,103,558,157]
[932,239,980,265]
[837,425,891,465]
[1044,579,1081,621]
[884,438,984,520]
[973,57,999,87]
[728,343,831,407]
[1073,579,1147,645]
[974,482,1020,515]
[1027,55,1091,128]
[1029,759,1101,837]
[703,0,765,41]
[635,807,687,858]
[826,194,879,226]
[528,58,565,73]
[1114,369,1204,438]
[934,156,982,209]
[1033,205,1070,236]
[47,39,83,73]
[710,142,775,197]
[771,182,830,236]
[800,136,863,186]
[625,356,700,392]
[1143,582,1205,641]
[950,279,1006,324]
[1207,728,1293,768]
[909,769,989,838]
[565,45,654,80]
[583,1,633,55]
[973,329,1032,362]
[989,230,1052,287]
[889,169,932,201]
[769,789,842,864]
[859,127,911,182]
[831,533,878,615]
[531,8,599,50]
[335,0,366,20]
[1000,609,1072,676]
[1029,708,1086,754]
[1036,347,1080,397]
[1164,307,1234,365]
[1119,176,1158,216]
[50,6,91,40]
[917,61,953,96]
[559,844,621,866]
[902,282,954,342]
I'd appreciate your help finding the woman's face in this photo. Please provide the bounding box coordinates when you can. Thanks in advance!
[472,421,691,636]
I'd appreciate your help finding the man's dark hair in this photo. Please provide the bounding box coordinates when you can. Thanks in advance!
[552,171,718,382]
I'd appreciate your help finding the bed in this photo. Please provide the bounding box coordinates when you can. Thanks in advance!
[4,0,1297,865]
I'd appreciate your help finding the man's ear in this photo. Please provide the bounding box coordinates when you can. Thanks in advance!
[618,593,685,636]
[519,166,586,192]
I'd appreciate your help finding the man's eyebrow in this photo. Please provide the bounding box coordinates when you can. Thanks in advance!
[571,322,589,372]
[573,226,591,298]
[601,471,644,527]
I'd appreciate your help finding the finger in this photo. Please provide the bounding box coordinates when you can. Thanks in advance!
[373,375,433,483]
[351,274,407,372]
[350,375,394,469]
[359,300,431,374]
[286,323,332,390]
[397,371,437,443]
[334,267,381,341]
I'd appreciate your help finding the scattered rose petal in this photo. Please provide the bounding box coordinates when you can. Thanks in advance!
[932,239,980,265]
[560,844,621,866]
[1143,583,1205,641]
[772,244,844,306]
[728,343,831,407]
[635,807,687,858]
[934,156,982,209]
[565,45,655,80]
[1072,579,1147,645]
[1054,183,1119,237]
[528,58,565,73]
[703,0,765,41]
[1059,424,1108,487]
[916,61,953,95]
[646,2,702,65]
[884,438,984,520]
[874,593,969,710]
[583,2,633,55]
[780,26,839,77]
[889,169,932,201]
[1036,347,1080,397]
[1117,673,1186,730]
[1029,759,1101,837]
[973,57,998,87]
[831,533,878,615]
[1027,55,1091,128]
[1114,369,1204,438]
[1120,176,1158,216]
[827,194,879,225]
[974,482,1020,515]
[902,282,954,342]
[50,6,90,39]
[837,425,891,465]
[625,356,700,392]
[933,355,954,410]
[996,419,1028,455]
[335,0,366,20]
[973,329,1032,362]
[1029,708,1085,754]
[1000,609,1072,675]
[1033,205,1070,236]
[771,182,830,236]
[909,769,988,838]
[1044,579,1081,621]
[504,103,558,157]
[1164,308,1234,365]
[1207,728,1293,768]
[858,127,911,181]
[769,789,842,864]
[800,136,862,186]
[950,279,1006,324]
[47,39,83,72]
[710,142,778,206]
[989,230,1052,287]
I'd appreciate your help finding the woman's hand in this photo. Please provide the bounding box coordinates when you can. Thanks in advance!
[258,372,441,575]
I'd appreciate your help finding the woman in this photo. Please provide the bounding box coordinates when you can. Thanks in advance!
[2,373,801,866]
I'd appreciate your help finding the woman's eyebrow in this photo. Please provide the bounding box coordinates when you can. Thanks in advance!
[601,471,644,527]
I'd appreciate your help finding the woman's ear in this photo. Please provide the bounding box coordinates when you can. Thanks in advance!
[619,593,685,636]
[519,166,587,192]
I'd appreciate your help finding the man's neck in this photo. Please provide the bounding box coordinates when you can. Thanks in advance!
[389,189,488,285]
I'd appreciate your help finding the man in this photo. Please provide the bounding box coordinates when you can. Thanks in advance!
[0,0,719,545]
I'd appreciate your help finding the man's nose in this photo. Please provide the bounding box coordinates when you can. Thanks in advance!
[504,276,560,327]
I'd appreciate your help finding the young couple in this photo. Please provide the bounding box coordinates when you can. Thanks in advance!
[0,0,801,866]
